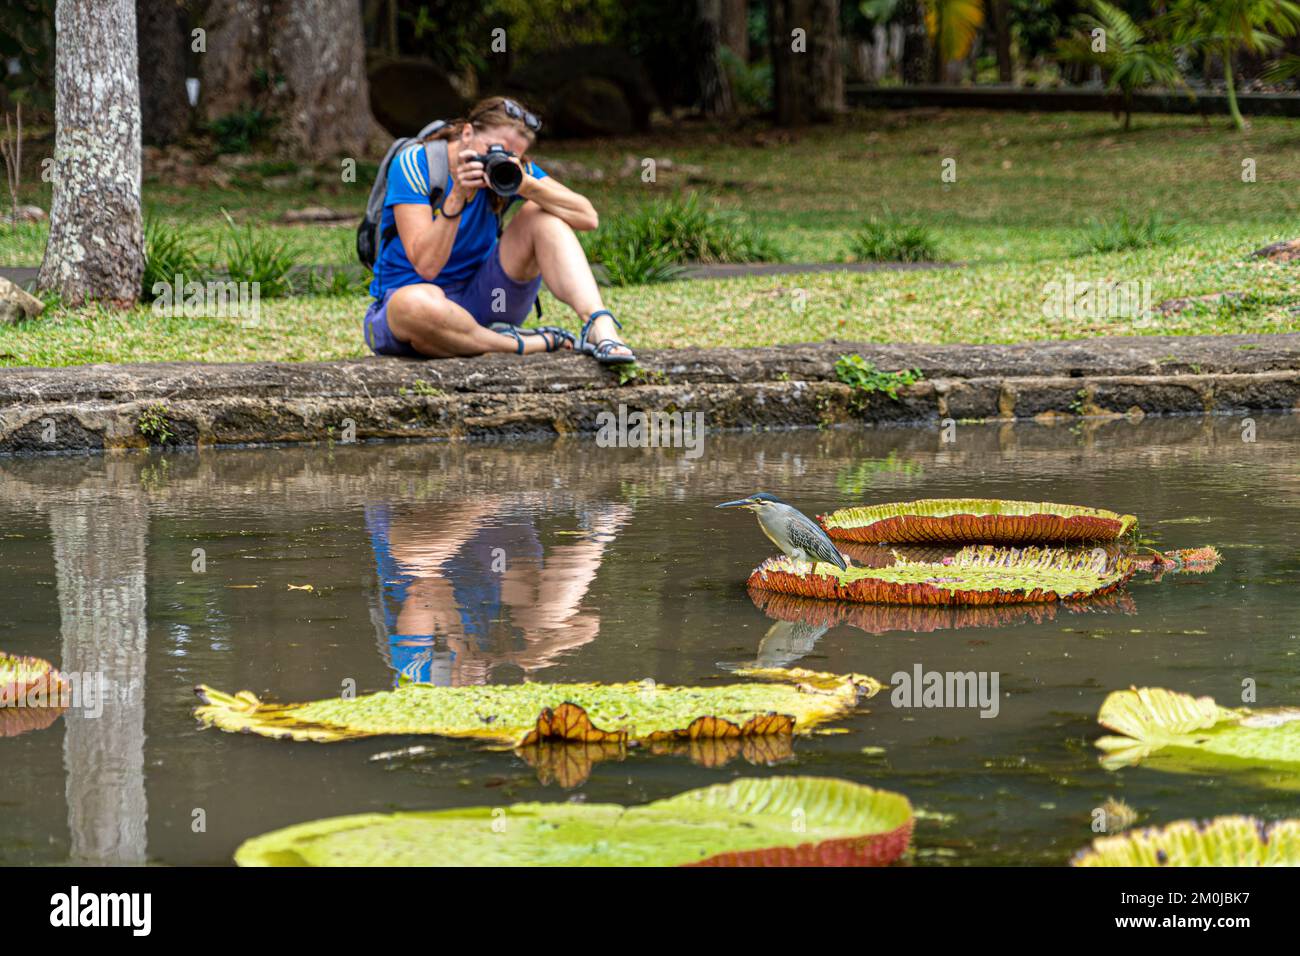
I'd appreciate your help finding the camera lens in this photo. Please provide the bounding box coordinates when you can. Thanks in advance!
[483,152,523,196]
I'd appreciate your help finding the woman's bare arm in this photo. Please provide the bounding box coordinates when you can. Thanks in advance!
[516,172,599,231]
[393,203,460,280]
[394,149,488,280]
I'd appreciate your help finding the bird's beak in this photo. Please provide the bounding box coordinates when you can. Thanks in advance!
[715,498,754,509]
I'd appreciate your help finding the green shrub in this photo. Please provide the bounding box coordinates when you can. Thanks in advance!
[582,193,781,278]
[137,403,174,444]
[221,210,297,298]
[141,220,205,301]
[596,241,685,287]
[834,354,924,400]
[304,267,369,297]
[720,47,773,112]
[208,107,276,154]
[1078,212,1179,254]
[847,217,940,263]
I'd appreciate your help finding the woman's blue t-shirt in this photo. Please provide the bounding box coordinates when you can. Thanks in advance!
[369,143,546,300]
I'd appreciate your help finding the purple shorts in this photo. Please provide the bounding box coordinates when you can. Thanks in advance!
[364,246,543,357]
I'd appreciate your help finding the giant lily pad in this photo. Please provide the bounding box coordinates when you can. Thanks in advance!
[0,652,68,738]
[1073,816,1300,867]
[235,776,915,867]
[1096,687,1300,788]
[194,667,883,746]
[748,545,1134,606]
[820,498,1137,545]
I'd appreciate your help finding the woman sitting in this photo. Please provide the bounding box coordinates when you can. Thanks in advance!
[364,96,634,364]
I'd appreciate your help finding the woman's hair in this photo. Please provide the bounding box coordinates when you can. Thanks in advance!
[423,96,541,213]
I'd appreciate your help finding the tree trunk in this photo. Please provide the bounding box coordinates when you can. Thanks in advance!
[267,0,379,157]
[811,0,842,115]
[721,0,749,62]
[37,0,144,307]
[991,0,1012,83]
[196,0,262,121]
[1223,45,1246,131]
[137,0,191,145]
[899,0,928,85]
[698,0,736,116]
[770,0,816,125]
[200,0,380,159]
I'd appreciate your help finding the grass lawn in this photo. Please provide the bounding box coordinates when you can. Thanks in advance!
[1,109,1297,367]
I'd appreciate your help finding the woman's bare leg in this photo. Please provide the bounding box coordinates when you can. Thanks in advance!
[497,201,633,358]
[385,282,557,358]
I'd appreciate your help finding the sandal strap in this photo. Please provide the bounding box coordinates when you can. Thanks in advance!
[581,309,622,343]
[499,327,525,355]
[592,338,635,361]
[589,308,622,331]
[537,326,575,351]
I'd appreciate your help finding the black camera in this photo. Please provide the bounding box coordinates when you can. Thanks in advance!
[473,144,524,197]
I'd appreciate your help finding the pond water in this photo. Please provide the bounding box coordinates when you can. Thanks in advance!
[1,414,1297,866]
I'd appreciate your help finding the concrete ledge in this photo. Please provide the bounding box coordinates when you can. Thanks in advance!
[846,85,1300,118]
[1,334,1297,454]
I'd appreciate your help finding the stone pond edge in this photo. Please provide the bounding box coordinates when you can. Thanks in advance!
[1,334,1297,454]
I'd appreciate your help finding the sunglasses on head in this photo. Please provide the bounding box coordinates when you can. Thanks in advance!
[473,98,542,133]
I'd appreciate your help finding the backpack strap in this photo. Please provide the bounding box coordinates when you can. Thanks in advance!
[418,122,450,209]
[381,130,449,247]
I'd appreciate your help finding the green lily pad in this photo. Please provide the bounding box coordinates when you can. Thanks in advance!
[235,776,915,867]
[749,545,1134,606]
[194,667,883,745]
[1096,686,1300,788]
[820,498,1137,545]
[1073,816,1300,867]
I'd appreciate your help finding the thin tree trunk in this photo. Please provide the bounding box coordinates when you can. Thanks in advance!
[1224,45,1245,131]
[991,0,1012,83]
[770,0,817,125]
[137,0,191,146]
[899,0,929,85]
[37,0,144,306]
[698,0,736,116]
[928,6,943,83]
[721,0,749,61]
[811,0,842,115]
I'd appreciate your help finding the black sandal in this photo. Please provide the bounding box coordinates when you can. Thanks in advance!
[491,323,576,355]
[579,310,636,365]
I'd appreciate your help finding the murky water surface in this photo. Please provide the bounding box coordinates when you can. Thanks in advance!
[1,415,1297,866]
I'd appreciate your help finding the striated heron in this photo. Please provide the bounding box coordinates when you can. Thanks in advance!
[716,493,849,572]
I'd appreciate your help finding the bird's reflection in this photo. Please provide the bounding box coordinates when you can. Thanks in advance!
[367,499,630,687]
[752,618,831,669]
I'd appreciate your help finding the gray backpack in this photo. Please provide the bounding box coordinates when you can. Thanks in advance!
[356,120,451,269]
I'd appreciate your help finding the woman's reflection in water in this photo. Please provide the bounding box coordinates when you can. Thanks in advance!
[366,499,630,686]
